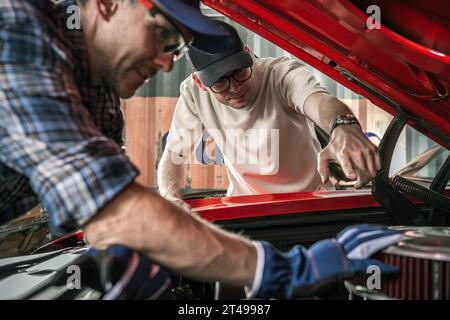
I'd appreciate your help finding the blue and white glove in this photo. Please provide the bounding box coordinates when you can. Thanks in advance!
[86,245,173,300]
[248,224,404,298]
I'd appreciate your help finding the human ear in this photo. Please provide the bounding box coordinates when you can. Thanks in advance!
[244,45,257,59]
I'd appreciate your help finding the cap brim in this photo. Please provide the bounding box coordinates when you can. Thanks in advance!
[157,0,230,37]
[196,51,253,87]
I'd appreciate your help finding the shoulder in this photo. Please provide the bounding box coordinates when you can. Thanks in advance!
[180,76,197,93]
[0,0,78,44]
[179,76,197,102]
[255,56,304,71]
[260,56,308,76]
[179,76,211,104]
[177,75,217,118]
[176,76,201,112]
[0,0,55,26]
[0,0,78,67]
[0,0,30,25]
[253,56,310,84]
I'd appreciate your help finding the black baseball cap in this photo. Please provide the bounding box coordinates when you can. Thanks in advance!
[187,21,253,87]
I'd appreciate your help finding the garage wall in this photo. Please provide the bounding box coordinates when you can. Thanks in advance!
[122,96,229,192]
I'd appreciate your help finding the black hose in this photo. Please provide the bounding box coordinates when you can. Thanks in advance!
[391,176,450,213]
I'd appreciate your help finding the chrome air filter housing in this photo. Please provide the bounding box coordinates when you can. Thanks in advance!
[346,227,450,300]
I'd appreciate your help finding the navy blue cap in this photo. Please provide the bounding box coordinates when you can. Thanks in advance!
[149,0,230,38]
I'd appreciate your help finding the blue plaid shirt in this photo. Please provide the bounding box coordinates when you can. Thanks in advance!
[0,0,139,235]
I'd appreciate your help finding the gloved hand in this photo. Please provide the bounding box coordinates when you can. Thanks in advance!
[85,245,173,300]
[250,224,404,298]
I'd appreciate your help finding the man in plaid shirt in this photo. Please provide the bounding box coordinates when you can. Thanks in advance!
[0,0,401,299]
[0,0,139,233]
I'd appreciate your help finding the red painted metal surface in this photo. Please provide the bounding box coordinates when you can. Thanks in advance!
[202,0,450,147]
[32,231,84,254]
[188,190,379,221]
[53,189,450,243]
[187,189,450,222]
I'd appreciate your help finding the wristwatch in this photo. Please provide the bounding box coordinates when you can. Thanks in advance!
[330,114,360,134]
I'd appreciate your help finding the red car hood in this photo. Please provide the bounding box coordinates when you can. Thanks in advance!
[203,0,450,147]
[187,189,450,222]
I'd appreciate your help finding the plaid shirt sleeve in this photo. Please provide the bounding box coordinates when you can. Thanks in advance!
[0,8,139,235]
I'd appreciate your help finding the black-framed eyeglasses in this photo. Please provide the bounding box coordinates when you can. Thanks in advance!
[144,0,191,61]
[210,67,253,93]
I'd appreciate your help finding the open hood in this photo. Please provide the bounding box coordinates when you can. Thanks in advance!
[203,0,450,147]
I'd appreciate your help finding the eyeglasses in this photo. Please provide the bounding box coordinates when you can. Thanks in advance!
[140,0,191,61]
[210,67,253,93]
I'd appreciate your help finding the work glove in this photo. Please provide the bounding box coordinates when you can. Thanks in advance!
[249,224,404,298]
[86,245,174,300]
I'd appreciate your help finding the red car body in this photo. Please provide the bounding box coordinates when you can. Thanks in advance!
[187,0,449,225]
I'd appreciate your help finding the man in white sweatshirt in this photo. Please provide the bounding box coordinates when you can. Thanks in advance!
[158,21,381,209]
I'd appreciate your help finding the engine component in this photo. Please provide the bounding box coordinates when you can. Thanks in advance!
[346,227,450,300]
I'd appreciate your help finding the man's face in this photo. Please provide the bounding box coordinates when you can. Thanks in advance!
[85,0,190,98]
[208,69,254,109]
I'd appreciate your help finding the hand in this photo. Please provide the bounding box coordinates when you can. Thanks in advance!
[85,245,173,300]
[318,124,381,188]
[253,224,404,298]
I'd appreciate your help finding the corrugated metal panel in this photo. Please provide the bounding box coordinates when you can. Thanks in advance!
[135,56,193,98]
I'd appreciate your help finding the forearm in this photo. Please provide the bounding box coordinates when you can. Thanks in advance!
[304,92,355,134]
[157,150,184,198]
[84,182,257,286]
[306,93,381,187]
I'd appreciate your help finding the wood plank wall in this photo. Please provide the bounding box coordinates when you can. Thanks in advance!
[122,97,229,192]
